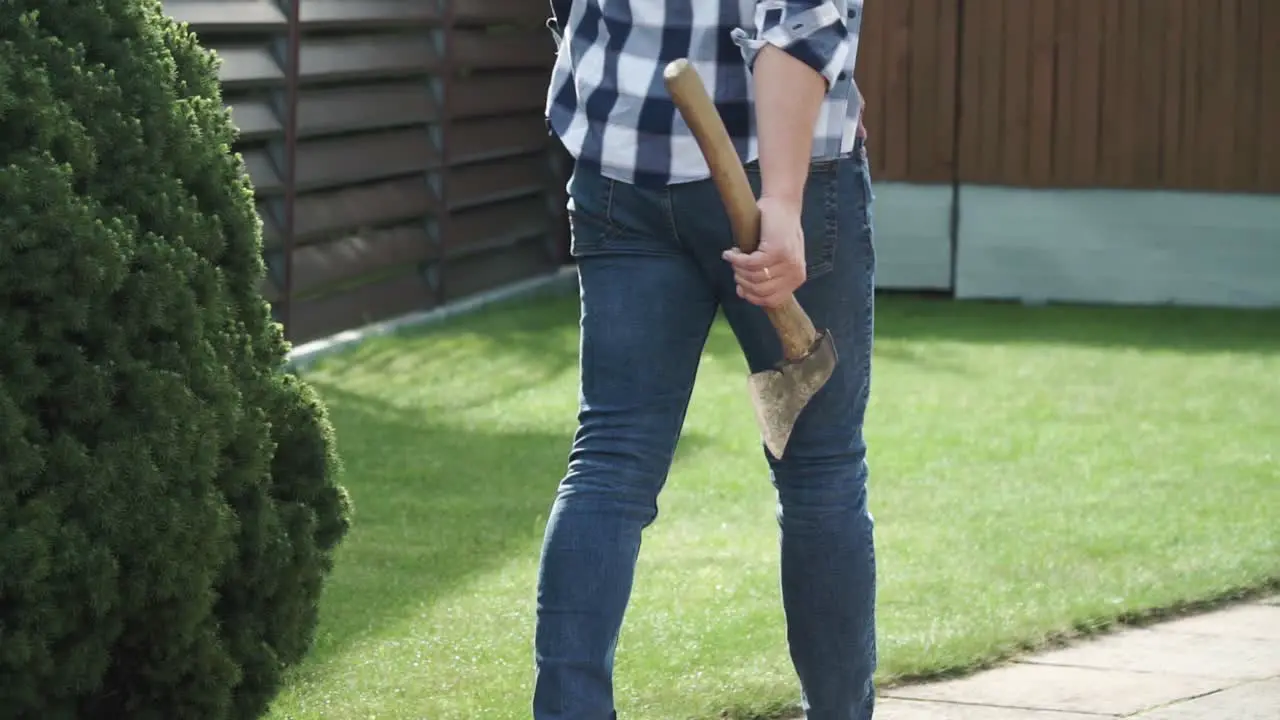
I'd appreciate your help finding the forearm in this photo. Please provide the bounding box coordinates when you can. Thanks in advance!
[753,45,827,204]
[733,0,851,203]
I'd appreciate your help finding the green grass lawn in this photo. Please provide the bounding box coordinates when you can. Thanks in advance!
[266,292,1280,720]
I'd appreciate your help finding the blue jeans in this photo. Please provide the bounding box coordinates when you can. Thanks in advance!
[533,143,878,720]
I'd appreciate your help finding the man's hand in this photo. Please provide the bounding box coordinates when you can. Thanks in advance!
[722,195,806,308]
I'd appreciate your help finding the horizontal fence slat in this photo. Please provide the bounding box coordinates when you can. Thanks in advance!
[288,271,437,343]
[448,154,547,210]
[451,114,549,165]
[228,98,282,141]
[454,0,551,26]
[440,237,558,304]
[301,0,442,29]
[291,225,435,297]
[297,83,437,138]
[448,196,550,258]
[451,72,549,119]
[241,149,282,194]
[294,177,438,242]
[298,35,438,83]
[214,45,284,88]
[453,29,554,70]
[295,129,438,192]
[164,0,286,32]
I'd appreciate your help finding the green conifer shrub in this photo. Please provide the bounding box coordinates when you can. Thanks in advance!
[0,1,351,717]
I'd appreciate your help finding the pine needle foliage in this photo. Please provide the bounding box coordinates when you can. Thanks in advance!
[0,2,352,717]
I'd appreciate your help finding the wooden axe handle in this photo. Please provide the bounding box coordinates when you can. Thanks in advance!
[663,59,820,361]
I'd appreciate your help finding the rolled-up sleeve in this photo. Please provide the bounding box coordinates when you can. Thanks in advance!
[731,0,850,90]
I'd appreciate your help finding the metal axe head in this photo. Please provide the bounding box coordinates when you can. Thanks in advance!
[747,330,838,459]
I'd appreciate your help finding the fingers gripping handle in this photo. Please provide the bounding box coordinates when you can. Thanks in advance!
[663,59,819,361]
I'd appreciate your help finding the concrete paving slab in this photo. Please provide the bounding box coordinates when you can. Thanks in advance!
[885,662,1226,716]
[1024,627,1280,680]
[875,697,1107,719]
[1130,678,1280,719]
[1152,604,1280,641]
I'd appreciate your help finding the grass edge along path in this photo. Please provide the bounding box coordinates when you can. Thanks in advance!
[719,584,1280,720]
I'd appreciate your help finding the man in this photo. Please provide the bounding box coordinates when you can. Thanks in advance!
[535,0,876,718]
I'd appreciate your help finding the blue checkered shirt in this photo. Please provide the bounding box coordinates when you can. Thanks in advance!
[545,0,865,188]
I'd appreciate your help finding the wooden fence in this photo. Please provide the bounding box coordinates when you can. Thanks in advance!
[858,0,1280,193]
[165,0,567,343]
[169,0,1278,341]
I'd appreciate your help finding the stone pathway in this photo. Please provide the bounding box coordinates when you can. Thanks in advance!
[873,594,1280,719]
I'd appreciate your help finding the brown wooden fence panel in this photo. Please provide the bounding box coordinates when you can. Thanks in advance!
[440,13,564,310]
[169,0,567,344]
[858,0,959,183]
[282,2,444,343]
[952,0,1280,192]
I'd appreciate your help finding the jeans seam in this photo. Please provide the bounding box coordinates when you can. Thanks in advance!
[661,188,685,251]
[603,176,617,228]
[807,171,838,278]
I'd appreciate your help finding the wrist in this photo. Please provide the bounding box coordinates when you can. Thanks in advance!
[759,191,804,214]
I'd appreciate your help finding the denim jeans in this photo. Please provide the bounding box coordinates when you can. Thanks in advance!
[533,142,878,720]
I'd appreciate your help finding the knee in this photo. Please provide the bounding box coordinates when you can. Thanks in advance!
[560,450,666,494]
[555,397,686,520]
[771,448,871,528]
[555,425,675,526]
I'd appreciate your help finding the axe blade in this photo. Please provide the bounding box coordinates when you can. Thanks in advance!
[747,331,838,458]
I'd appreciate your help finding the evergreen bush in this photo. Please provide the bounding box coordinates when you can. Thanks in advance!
[0,1,352,717]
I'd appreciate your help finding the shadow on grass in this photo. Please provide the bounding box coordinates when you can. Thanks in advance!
[301,383,564,662]
[300,381,715,665]
[873,293,1280,354]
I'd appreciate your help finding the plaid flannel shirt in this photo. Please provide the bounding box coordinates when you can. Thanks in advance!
[546,0,865,188]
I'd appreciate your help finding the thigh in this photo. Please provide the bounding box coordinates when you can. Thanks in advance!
[719,150,877,465]
[567,165,720,482]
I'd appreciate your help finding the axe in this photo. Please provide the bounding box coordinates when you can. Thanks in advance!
[663,58,838,459]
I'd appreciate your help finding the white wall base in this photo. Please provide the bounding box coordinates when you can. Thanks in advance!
[868,182,954,291]
[955,186,1280,308]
